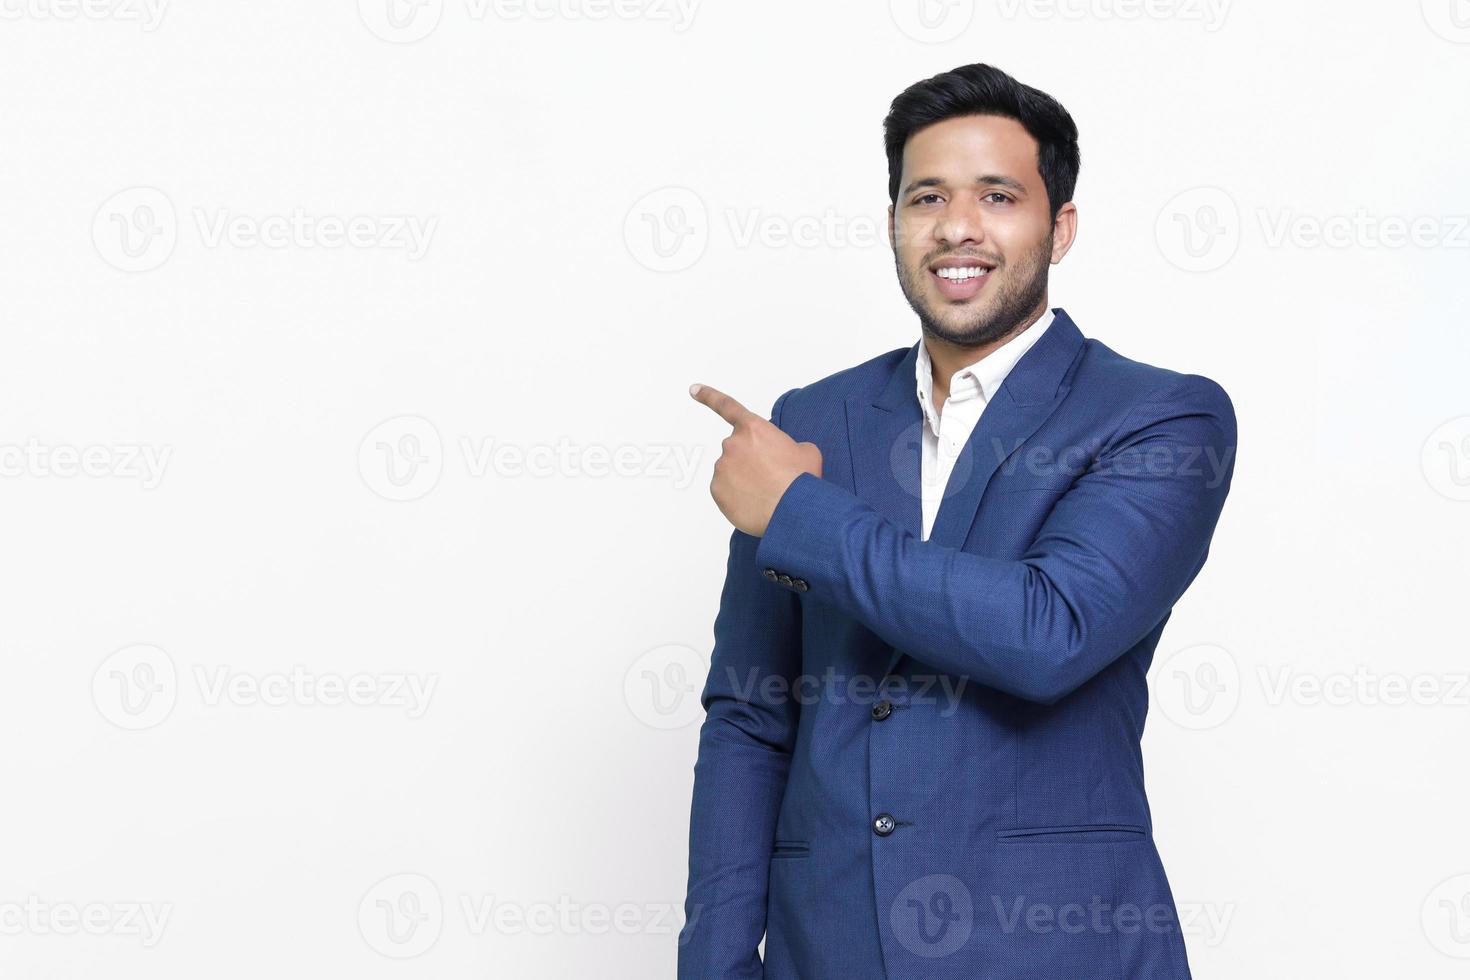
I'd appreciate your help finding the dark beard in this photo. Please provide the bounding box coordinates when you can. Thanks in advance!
[896,234,1052,349]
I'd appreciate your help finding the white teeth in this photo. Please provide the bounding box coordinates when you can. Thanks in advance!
[936,266,989,280]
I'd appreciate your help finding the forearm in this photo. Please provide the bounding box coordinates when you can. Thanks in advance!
[679,714,790,979]
[752,377,1235,705]
[679,528,802,978]
[754,474,1094,703]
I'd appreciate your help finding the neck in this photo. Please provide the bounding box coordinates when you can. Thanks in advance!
[924,298,1049,405]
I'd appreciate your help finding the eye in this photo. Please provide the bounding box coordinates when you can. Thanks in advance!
[912,193,942,206]
[983,192,1013,204]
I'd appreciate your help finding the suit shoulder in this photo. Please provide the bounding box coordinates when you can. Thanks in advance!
[1076,338,1233,412]
[770,344,912,427]
[1075,338,1235,439]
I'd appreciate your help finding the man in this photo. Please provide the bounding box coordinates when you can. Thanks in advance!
[680,62,1235,979]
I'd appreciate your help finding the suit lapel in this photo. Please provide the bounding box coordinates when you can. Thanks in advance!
[844,342,926,542]
[844,309,1087,680]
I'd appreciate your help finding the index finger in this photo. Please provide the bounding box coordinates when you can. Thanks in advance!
[689,383,757,428]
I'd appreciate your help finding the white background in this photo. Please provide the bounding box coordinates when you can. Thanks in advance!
[1,1,1468,977]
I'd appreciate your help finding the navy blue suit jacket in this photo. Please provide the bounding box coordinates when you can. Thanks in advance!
[680,309,1236,979]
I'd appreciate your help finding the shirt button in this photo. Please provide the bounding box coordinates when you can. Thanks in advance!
[871,700,893,721]
[873,813,896,837]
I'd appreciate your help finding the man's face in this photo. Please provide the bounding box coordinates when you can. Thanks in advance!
[888,114,1071,348]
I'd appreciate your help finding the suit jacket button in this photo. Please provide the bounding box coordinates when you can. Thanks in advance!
[792,578,809,592]
[871,699,893,721]
[777,573,794,587]
[873,813,896,837]
[762,568,779,582]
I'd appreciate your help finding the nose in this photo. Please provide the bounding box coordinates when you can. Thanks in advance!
[932,194,988,251]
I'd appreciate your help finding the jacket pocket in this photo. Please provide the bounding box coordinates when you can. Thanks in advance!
[770,840,811,859]
[996,823,1148,843]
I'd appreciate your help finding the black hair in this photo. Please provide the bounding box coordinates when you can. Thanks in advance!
[883,63,1080,222]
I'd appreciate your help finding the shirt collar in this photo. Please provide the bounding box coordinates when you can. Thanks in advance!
[915,308,1056,430]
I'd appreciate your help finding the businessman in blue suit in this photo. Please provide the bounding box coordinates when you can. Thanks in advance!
[680,63,1235,979]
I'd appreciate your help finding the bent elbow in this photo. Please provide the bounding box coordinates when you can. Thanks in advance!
[1007,672,1077,706]
[1002,635,1118,706]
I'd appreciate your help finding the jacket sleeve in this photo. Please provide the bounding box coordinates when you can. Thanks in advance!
[678,388,804,979]
[752,375,1237,706]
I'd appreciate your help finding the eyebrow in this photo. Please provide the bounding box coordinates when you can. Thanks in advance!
[901,174,1029,198]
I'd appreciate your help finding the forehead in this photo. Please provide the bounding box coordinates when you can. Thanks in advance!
[901,114,1041,184]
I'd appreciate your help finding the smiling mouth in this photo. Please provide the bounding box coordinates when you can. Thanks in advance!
[928,263,995,300]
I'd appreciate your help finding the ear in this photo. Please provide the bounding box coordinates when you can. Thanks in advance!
[1049,202,1078,264]
[887,204,896,253]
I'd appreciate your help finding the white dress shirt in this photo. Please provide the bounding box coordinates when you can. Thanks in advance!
[914,308,1056,541]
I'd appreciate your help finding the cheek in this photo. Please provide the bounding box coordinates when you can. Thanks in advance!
[993,212,1053,263]
[893,217,934,257]
[987,224,1046,265]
